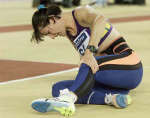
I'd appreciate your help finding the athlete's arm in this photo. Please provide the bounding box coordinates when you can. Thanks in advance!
[75,6,107,48]
[75,6,107,73]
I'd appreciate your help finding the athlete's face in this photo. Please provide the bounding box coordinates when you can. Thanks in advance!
[40,17,66,39]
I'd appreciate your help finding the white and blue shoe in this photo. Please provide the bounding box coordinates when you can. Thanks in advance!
[31,89,77,116]
[105,94,132,108]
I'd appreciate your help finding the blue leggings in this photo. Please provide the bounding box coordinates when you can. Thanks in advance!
[52,51,143,104]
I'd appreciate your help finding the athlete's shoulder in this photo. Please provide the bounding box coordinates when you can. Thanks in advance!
[73,6,101,25]
[73,5,95,15]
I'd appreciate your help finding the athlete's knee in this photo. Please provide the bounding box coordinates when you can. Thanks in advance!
[126,67,143,89]
[80,63,91,69]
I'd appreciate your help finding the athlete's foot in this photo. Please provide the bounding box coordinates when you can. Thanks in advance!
[105,93,132,108]
[31,98,75,116]
[31,89,77,116]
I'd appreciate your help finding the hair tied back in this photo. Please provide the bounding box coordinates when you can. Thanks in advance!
[37,4,46,10]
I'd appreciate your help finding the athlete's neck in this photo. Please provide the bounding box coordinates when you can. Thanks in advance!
[62,12,77,37]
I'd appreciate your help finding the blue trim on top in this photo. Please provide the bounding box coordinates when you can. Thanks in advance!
[72,10,80,38]
[98,25,113,47]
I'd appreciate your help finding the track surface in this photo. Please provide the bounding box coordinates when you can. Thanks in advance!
[0,15,149,82]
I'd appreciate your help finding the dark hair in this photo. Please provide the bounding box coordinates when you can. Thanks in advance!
[31,4,62,43]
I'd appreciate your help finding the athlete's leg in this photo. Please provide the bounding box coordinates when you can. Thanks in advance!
[51,62,95,99]
[94,49,143,90]
[74,82,131,108]
[77,87,129,105]
[68,63,95,98]
[78,82,129,104]
[51,79,130,107]
[75,49,142,107]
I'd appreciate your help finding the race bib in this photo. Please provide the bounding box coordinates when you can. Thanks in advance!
[73,29,90,56]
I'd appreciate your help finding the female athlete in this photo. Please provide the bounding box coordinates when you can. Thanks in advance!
[31,4,143,116]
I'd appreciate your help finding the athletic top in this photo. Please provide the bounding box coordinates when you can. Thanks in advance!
[67,10,112,56]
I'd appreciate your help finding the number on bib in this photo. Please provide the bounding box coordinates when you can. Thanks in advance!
[73,29,90,56]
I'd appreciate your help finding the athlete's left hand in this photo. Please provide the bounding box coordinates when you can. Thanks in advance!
[80,50,99,74]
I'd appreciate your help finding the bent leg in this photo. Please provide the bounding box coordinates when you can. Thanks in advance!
[69,63,95,98]
[95,50,143,90]
[52,63,95,99]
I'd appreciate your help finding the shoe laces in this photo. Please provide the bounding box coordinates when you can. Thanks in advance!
[59,89,70,96]
[58,89,77,103]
